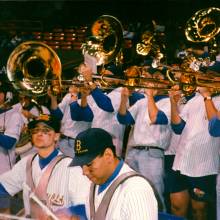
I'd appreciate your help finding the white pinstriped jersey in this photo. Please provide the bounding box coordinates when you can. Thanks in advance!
[0,152,90,216]
[13,102,50,125]
[165,102,185,155]
[172,93,220,176]
[86,163,158,220]
[0,108,23,174]
[88,88,125,145]
[59,93,91,138]
[127,97,171,149]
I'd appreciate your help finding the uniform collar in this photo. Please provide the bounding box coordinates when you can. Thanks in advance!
[98,159,124,194]
[39,148,59,169]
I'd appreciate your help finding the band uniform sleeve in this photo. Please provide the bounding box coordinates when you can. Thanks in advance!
[50,108,63,120]
[155,110,168,125]
[117,111,135,125]
[0,134,16,150]
[208,116,220,137]
[171,118,186,134]
[91,88,114,112]
[0,157,27,196]
[0,183,10,196]
[70,101,94,122]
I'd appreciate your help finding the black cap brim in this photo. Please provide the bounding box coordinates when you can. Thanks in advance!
[69,154,97,167]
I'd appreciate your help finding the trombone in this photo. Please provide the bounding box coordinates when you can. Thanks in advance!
[6,41,220,97]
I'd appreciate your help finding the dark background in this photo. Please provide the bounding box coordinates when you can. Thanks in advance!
[0,0,219,74]
[0,0,219,29]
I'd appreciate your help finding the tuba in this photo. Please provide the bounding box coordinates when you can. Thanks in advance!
[185,7,220,42]
[81,15,123,66]
[185,7,220,60]
[7,41,62,97]
[6,41,62,154]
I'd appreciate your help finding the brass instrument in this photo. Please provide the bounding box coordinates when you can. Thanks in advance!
[185,7,220,61]
[185,7,220,42]
[136,30,164,68]
[87,65,174,91]
[7,41,62,97]
[81,15,123,66]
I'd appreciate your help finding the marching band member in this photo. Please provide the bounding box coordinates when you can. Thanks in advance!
[169,85,220,220]
[77,63,123,155]
[199,87,220,220]
[69,128,158,220]
[117,69,172,210]
[0,85,23,214]
[48,84,94,158]
[0,115,90,219]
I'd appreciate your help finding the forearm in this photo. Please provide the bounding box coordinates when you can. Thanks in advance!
[170,100,181,124]
[118,97,128,115]
[147,96,159,123]
[204,98,218,120]
[50,96,58,110]
[80,95,88,108]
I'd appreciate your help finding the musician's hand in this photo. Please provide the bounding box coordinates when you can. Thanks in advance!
[69,85,79,94]
[80,86,91,98]
[145,88,158,97]
[169,85,182,104]
[144,82,158,97]
[47,87,57,100]
[121,87,130,100]
[197,86,211,98]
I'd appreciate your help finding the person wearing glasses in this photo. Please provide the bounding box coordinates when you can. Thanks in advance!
[0,114,90,219]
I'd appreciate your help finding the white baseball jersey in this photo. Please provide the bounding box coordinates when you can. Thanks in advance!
[172,93,220,176]
[127,97,171,149]
[0,108,23,174]
[86,163,158,220]
[88,88,125,154]
[165,102,185,155]
[59,93,92,138]
[0,152,90,216]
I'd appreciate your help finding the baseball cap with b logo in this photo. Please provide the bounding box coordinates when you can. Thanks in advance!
[69,128,114,167]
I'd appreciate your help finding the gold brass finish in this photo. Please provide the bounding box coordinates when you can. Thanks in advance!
[81,15,123,66]
[7,41,62,96]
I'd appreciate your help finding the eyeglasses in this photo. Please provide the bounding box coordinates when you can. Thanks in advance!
[30,127,52,135]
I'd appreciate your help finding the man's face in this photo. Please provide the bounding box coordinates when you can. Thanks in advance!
[82,152,109,185]
[31,123,59,149]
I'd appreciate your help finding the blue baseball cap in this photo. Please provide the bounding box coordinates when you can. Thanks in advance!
[69,128,114,167]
